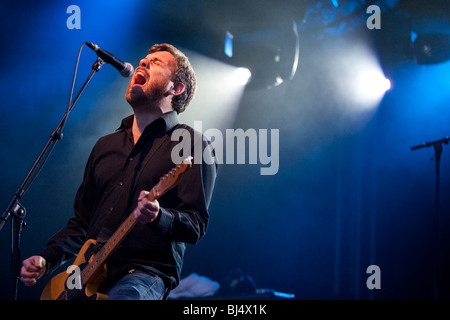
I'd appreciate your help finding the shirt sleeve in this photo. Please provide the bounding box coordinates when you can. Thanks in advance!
[150,132,218,244]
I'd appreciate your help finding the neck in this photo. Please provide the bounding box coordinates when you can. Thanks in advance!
[131,104,173,144]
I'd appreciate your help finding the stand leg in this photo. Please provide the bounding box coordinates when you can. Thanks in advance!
[411,137,448,299]
[433,143,442,299]
[10,203,26,300]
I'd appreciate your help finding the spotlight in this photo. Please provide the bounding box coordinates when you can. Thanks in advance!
[355,69,391,104]
[233,67,252,85]
[330,39,391,110]
[383,78,391,91]
[222,20,299,90]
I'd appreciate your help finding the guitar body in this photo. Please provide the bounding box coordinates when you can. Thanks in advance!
[40,239,108,300]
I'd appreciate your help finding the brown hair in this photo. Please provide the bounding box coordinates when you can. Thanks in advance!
[149,43,197,114]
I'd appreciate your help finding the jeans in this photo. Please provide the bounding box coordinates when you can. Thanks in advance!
[104,270,167,300]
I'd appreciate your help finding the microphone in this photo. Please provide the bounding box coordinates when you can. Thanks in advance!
[86,42,134,77]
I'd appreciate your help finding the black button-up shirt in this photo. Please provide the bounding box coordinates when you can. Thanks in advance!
[39,111,217,291]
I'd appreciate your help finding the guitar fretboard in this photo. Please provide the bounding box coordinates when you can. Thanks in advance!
[80,187,160,286]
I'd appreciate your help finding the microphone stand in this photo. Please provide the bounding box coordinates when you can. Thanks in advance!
[411,136,449,299]
[0,56,105,300]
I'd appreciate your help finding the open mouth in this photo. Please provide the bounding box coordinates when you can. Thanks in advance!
[133,71,147,86]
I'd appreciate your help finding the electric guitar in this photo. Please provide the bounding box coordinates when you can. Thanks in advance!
[40,157,193,300]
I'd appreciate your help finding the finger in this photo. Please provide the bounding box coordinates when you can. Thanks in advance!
[144,200,159,211]
[30,256,45,269]
[23,261,40,272]
[21,262,42,276]
[21,273,39,282]
[20,269,37,280]
[24,257,44,272]
[21,277,37,287]
[138,190,150,201]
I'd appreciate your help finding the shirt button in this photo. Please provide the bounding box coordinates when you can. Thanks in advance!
[109,207,113,212]
[128,157,133,161]
[119,181,124,186]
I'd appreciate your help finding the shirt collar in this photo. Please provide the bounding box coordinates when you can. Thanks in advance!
[160,110,179,132]
[117,110,179,133]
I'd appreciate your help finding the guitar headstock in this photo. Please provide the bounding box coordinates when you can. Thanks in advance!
[150,156,193,200]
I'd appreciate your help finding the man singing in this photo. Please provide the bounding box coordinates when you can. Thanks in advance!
[20,43,217,300]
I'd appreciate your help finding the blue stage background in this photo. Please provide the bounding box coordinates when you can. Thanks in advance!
[0,0,449,300]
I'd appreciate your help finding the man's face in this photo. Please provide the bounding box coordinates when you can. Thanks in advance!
[125,50,178,108]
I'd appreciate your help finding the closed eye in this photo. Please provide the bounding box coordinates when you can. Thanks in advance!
[139,58,163,68]
[151,58,163,65]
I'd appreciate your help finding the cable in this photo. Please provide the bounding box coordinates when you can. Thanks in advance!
[21,42,87,196]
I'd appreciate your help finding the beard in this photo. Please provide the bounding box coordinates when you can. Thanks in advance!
[125,79,170,112]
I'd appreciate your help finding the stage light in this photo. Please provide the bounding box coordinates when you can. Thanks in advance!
[351,67,391,109]
[383,78,391,91]
[355,69,391,102]
[327,39,391,112]
[221,20,299,90]
[233,67,252,85]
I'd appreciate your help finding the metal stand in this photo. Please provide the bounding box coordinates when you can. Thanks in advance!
[411,136,449,299]
[0,57,104,300]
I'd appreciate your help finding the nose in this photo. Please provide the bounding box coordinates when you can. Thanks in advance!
[139,58,149,69]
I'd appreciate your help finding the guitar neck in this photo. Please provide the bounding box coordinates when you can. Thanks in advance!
[80,189,159,286]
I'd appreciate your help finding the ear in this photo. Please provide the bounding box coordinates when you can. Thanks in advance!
[170,82,185,96]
